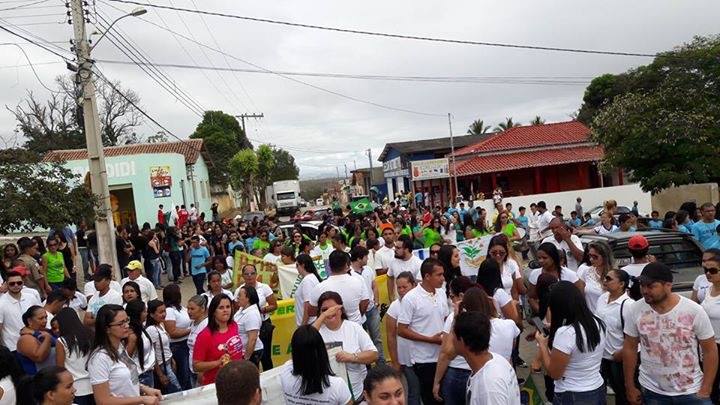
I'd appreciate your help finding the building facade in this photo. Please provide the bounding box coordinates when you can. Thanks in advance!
[43,140,213,227]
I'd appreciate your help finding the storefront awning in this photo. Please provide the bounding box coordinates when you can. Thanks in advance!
[455,145,604,176]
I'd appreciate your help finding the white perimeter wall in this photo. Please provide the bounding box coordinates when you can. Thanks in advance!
[470,184,652,216]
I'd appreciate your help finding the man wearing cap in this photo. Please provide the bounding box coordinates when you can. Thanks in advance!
[120,260,158,303]
[542,218,584,271]
[623,262,717,404]
[621,235,652,294]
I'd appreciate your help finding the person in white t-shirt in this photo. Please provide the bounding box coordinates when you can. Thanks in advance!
[385,271,421,405]
[397,258,449,405]
[387,236,423,300]
[313,291,378,400]
[576,240,614,314]
[203,271,233,302]
[281,325,352,405]
[527,243,581,315]
[692,249,720,304]
[577,211,618,236]
[595,269,634,405]
[624,262,717,403]
[536,280,607,403]
[700,250,720,403]
[453,311,521,405]
[476,259,521,327]
[162,283,193,391]
[0,271,43,351]
[234,263,278,371]
[84,267,123,328]
[542,218,584,271]
[294,254,322,327]
[309,251,369,325]
[233,285,265,367]
[535,201,554,241]
[374,225,396,275]
[120,260,158,303]
[350,245,385,364]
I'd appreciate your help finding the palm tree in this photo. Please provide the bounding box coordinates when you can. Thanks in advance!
[467,119,491,135]
[493,117,521,132]
[530,116,545,125]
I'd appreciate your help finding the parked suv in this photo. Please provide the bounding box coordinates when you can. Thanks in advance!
[579,230,703,294]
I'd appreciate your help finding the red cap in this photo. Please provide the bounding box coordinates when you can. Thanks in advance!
[11,265,28,277]
[628,234,649,250]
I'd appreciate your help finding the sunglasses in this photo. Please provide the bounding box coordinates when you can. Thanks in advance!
[430,250,440,254]
[8,281,23,286]
[704,267,720,275]
[243,272,256,276]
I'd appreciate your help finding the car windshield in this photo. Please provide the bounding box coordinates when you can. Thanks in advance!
[277,192,296,200]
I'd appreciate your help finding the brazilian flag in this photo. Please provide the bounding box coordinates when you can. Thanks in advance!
[350,197,374,215]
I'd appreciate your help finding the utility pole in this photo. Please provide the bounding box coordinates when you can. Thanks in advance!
[448,113,458,204]
[366,148,373,201]
[236,113,264,146]
[69,0,117,270]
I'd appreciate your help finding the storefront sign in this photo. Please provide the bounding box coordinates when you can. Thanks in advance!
[411,158,450,180]
[150,166,172,198]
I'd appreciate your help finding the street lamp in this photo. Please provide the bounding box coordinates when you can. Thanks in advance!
[90,7,146,51]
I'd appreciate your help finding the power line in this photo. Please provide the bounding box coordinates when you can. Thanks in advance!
[106,0,659,58]
[94,11,206,116]
[5,42,61,92]
[99,0,443,117]
[0,0,52,11]
[0,22,69,59]
[94,58,592,85]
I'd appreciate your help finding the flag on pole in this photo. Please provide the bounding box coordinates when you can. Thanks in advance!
[350,197,374,214]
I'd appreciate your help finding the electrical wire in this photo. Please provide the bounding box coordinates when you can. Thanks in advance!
[106,0,659,58]
[94,12,206,116]
[0,0,52,12]
[94,58,592,85]
[99,0,444,117]
[0,22,69,59]
[5,42,62,92]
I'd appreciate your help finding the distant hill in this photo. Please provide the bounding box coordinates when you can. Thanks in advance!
[300,177,339,201]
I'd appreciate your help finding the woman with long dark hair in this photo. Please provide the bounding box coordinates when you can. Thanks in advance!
[235,264,277,371]
[527,242,580,316]
[0,345,23,404]
[163,283,192,391]
[437,245,461,287]
[55,308,93,405]
[535,281,607,404]
[145,300,181,394]
[121,281,141,305]
[16,305,56,376]
[202,271,232,301]
[280,325,351,404]
[295,253,322,326]
[17,365,77,405]
[192,294,244,385]
[125,299,155,388]
[576,240,614,314]
[313,291,378,401]
[487,234,526,298]
[87,304,161,403]
[234,285,264,366]
[476,260,521,327]
[363,365,405,405]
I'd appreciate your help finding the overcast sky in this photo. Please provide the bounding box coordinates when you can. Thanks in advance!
[1,0,718,178]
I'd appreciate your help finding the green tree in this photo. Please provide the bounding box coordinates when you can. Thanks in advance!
[191,111,252,186]
[467,119,491,135]
[590,35,720,193]
[228,149,258,210]
[269,148,300,182]
[0,159,97,234]
[530,116,545,125]
[493,117,521,132]
[255,144,275,205]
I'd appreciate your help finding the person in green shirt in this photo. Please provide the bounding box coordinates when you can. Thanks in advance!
[416,217,443,248]
[493,211,521,242]
[42,238,70,289]
[252,230,271,254]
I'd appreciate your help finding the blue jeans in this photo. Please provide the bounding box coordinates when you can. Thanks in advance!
[150,258,162,288]
[642,388,712,404]
[158,362,182,394]
[139,369,154,387]
[192,273,206,295]
[442,367,470,405]
[402,365,421,405]
[78,246,90,277]
[363,306,385,364]
[170,340,192,391]
[553,385,606,404]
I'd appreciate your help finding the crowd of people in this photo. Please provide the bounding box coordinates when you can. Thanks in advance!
[0,193,719,404]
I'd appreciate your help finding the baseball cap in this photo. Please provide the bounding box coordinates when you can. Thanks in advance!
[628,235,649,250]
[637,262,673,284]
[379,223,394,234]
[11,265,28,277]
[125,260,143,272]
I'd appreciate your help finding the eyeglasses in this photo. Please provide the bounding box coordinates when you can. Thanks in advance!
[489,250,506,257]
[109,319,130,327]
[704,267,720,275]
[7,281,23,286]
[430,250,440,255]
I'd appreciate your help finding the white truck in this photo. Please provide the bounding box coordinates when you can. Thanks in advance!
[268,180,302,215]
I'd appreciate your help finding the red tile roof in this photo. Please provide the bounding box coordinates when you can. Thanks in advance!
[42,139,212,166]
[454,120,590,157]
[454,145,603,176]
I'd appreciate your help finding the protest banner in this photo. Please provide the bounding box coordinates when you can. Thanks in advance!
[233,251,279,293]
[456,235,492,276]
